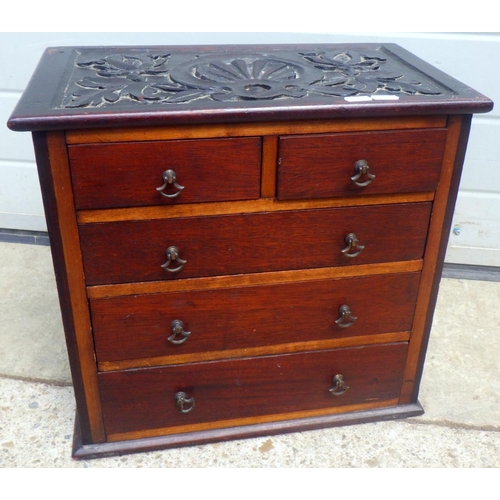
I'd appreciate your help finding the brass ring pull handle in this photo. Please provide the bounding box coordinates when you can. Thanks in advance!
[156,169,185,198]
[335,305,357,328]
[341,233,365,258]
[329,374,349,396]
[161,246,187,273]
[175,391,195,413]
[168,320,191,345]
[351,160,375,187]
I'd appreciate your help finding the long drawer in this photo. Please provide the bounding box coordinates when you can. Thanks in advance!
[79,203,432,285]
[91,272,420,362]
[98,342,408,436]
[277,128,447,200]
[68,137,262,209]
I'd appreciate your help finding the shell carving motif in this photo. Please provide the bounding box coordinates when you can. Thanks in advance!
[168,57,308,101]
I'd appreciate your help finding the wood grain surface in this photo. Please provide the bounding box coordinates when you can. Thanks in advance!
[69,137,261,209]
[98,342,408,436]
[277,128,447,200]
[79,203,432,285]
[91,272,420,362]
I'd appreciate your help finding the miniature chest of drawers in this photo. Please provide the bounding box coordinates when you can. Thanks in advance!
[8,43,493,458]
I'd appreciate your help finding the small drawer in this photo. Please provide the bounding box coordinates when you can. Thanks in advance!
[79,202,432,285]
[68,137,262,209]
[91,273,420,362]
[98,342,408,436]
[277,129,447,200]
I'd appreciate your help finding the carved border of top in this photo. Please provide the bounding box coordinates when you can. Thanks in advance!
[61,48,445,108]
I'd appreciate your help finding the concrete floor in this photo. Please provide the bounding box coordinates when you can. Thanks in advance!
[1,241,499,467]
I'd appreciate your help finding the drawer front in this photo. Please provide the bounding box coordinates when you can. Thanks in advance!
[68,137,262,209]
[277,129,447,200]
[98,343,408,436]
[79,203,432,285]
[91,273,420,362]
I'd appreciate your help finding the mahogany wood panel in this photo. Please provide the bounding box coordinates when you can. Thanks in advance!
[99,332,411,372]
[401,115,470,403]
[68,137,261,209]
[77,192,434,224]
[9,43,492,459]
[65,116,448,144]
[261,135,278,198]
[91,272,420,362]
[98,342,408,436]
[87,260,423,300]
[78,203,432,285]
[277,129,447,200]
[33,132,105,444]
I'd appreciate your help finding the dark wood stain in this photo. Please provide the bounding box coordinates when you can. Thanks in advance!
[6,43,491,459]
[69,137,262,209]
[98,343,408,435]
[78,203,432,285]
[278,129,447,200]
[91,272,420,361]
[7,44,493,132]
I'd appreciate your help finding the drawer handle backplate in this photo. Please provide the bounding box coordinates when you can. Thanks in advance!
[161,246,187,273]
[156,169,185,198]
[335,304,357,328]
[168,319,191,345]
[341,232,365,258]
[351,159,376,187]
[329,374,349,396]
[175,391,195,413]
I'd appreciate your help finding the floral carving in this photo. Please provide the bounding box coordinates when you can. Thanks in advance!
[62,48,444,108]
[64,53,173,108]
[302,50,443,96]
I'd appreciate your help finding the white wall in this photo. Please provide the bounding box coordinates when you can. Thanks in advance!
[1,32,498,265]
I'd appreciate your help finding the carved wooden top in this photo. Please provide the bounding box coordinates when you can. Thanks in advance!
[61,47,444,108]
[8,43,493,131]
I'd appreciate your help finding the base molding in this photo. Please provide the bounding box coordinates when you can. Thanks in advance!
[442,262,500,282]
[0,228,49,246]
[72,402,424,460]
